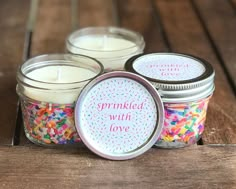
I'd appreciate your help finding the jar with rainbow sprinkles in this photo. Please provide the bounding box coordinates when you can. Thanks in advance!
[125,53,215,148]
[16,54,103,146]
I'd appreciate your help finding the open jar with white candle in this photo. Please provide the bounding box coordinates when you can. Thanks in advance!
[66,27,145,71]
[16,54,103,146]
[125,53,215,148]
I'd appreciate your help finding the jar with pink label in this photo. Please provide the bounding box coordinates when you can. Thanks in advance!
[125,53,215,148]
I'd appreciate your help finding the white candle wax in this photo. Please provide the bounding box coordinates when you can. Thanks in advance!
[69,35,139,70]
[67,27,145,71]
[24,66,96,104]
[73,35,136,52]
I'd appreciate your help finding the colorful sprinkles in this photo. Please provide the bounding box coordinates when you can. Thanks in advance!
[21,99,80,145]
[155,96,211,148]
[21,92,211,148]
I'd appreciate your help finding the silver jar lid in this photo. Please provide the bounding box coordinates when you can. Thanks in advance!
[75,71,164,160]
[125,53,215,102]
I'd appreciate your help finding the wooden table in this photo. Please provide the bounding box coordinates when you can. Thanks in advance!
[0,0,236,188]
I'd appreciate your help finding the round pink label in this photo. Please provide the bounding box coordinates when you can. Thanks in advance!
[133,54,206,81]
[76,76,159,157]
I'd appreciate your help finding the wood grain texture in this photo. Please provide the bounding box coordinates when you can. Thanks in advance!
[0,145,236,189]
[0,0,30,145]
[31,0,71,55]
[155,0,236,144]
[117,0,168,52]
[78,0,114,27]
[193,0,236,91]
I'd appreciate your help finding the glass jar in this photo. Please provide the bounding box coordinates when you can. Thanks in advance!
[125,53,215,148]
[66,27,145,71]
[16,54,103,146]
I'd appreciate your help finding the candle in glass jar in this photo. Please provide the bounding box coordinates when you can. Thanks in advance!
[66,27,145,71]
[125,53,215,148]
[25,65,96,103]
[16,54,103,145]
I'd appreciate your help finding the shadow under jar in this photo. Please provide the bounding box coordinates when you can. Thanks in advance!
[125,53,215,148]
[16,54,103,146]
[66,27,145,71]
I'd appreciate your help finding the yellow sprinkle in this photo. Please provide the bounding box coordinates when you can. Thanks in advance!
[179,128,188,135]
[163,136,174,142]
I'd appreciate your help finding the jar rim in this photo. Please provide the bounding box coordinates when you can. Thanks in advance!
[17,54,104,90]
[66,27,145,55]
[74,71,164,160]
[125,52,215,102]
[125,52,215,86]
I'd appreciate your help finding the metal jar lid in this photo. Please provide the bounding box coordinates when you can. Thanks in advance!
[75,71,164,160]
[125,53,215,102]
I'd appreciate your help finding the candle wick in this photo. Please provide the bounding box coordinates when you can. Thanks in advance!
[57,67,62,81]
[102,35,108,50]
[49,103,52,111]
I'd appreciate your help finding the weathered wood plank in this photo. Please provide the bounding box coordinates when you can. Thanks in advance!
[0,145,235,189]
[117,0,167,52]
[193,0,236,93]
[0,0,30,145]
[31,0,71,55]
[154,0,236,144]
[78,0,114,27]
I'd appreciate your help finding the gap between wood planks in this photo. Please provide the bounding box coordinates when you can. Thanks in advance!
[0,0,31,146]
[13,0,38,145]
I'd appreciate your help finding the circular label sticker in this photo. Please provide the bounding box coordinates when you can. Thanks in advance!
[133,54,206,81]
[75,72,163,160]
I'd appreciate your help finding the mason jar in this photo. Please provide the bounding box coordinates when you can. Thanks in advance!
[125,53,215,148]
[16,54,103,146]
[66,27,145,71]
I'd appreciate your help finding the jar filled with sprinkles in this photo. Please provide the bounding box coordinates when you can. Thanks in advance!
[16,54,103,146]
[125,53,215,148]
